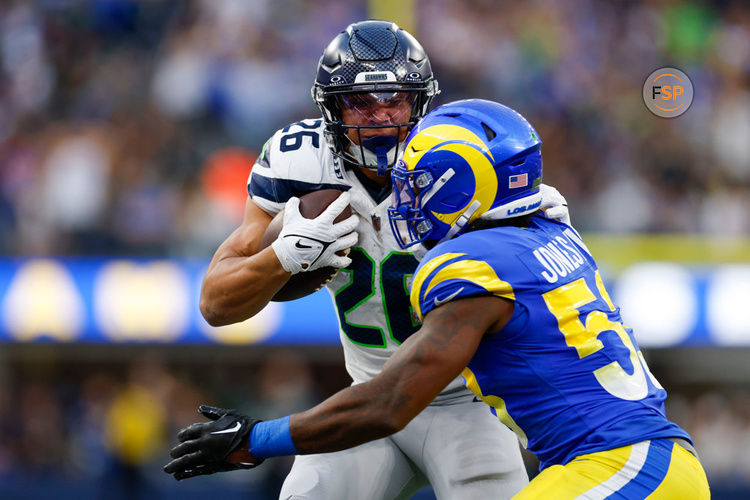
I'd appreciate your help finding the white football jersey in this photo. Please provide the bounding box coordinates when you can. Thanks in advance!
[248,119,467,402]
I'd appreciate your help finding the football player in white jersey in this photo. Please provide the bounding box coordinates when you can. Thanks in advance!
[197,20,565,499]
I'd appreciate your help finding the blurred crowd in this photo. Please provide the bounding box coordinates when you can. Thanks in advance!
[1,0,749,259]
[0,350,327,499]
[0,0,365,257]
[0,351,748,499]
[421,0,750,235]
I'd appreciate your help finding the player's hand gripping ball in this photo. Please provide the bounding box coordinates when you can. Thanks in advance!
[263,189,357,301]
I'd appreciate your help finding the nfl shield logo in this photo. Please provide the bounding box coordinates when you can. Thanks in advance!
[508,174,528,189]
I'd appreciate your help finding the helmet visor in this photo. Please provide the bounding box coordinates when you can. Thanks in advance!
[338,91,418,125]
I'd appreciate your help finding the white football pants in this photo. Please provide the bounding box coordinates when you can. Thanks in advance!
[279,397,528,499]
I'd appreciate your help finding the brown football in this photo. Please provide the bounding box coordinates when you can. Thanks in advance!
[261,189,352,301]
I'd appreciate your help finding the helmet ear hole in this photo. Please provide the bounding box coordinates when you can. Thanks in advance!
[481,122,497,141]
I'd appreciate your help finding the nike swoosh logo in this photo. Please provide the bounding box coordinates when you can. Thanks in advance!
[433,287,464,307]
[211,421,242,435]
[295,240,313,249]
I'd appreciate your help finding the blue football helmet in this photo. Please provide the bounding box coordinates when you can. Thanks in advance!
[388,99,543,248]
[312,20,440,175]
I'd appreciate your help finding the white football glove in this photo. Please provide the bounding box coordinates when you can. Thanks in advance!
[539,184,571,225]
[271,191,359,274]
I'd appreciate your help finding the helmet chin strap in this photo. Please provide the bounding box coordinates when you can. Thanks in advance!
[437,200,481,245]
[358,135,399,175]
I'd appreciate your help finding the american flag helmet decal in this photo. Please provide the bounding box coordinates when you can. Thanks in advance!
[509,173,528,189]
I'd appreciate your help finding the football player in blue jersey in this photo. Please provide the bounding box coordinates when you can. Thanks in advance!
[166,99,710,498]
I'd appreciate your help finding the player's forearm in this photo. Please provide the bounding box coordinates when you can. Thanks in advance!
[222,300,495,466]
[223,381,401,465]
[200,246,290,326]
[289,380,408,454]
[226,307,481,463]
[288,330,460,454]
[287,299,499,454]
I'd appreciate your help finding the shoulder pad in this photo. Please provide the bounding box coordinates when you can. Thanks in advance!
[248,119,347,213]
[411,242,515,321]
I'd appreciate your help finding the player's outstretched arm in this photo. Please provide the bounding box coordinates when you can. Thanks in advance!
[165,295,514,479]
[287,295,513,454]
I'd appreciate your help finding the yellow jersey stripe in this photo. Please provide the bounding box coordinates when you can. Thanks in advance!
[462,367,528,448]
[410,252,466,320]
[413,254,516,321]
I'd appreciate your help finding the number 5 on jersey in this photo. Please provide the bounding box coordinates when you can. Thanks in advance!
[542,271,663,400]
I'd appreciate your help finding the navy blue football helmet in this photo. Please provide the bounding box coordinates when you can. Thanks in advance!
[388,99,543,248]
[312,20,440,175]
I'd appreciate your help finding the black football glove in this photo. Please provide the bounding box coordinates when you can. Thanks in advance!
[163,405,263,481]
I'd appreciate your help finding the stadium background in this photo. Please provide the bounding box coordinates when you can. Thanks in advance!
[0,0,749,498]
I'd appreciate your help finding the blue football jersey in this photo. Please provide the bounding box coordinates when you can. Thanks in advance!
[410,216,691,470]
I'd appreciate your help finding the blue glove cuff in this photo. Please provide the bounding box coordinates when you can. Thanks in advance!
[249,416,298,459]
